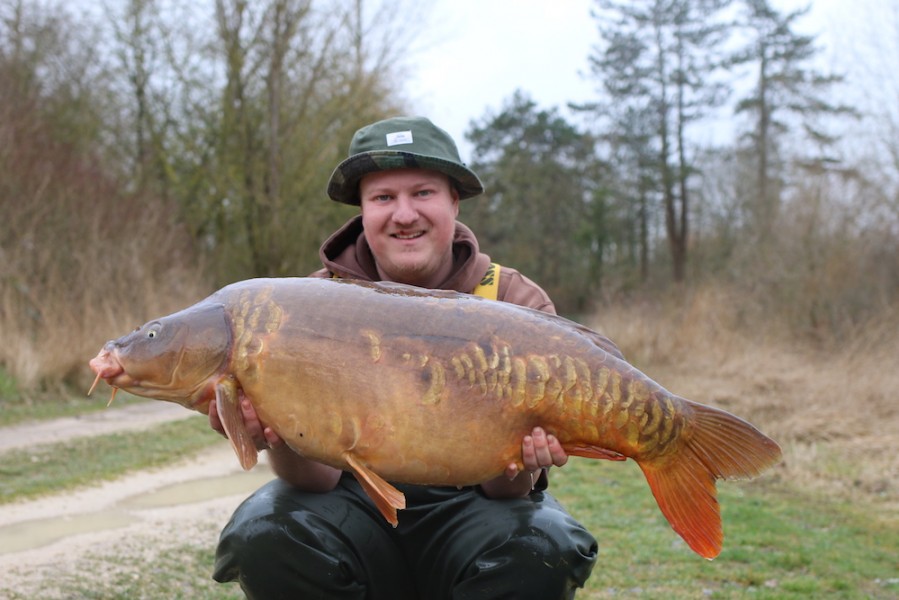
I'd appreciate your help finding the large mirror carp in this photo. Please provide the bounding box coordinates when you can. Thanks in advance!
[89,277,781,559]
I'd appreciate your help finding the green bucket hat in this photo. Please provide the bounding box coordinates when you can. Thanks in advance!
[327,116,484,205]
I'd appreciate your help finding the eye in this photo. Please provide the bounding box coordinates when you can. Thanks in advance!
[147,328,159,339]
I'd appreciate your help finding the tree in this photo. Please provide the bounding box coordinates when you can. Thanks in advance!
[734,0,857,236]
[591,103,659,285]
[463,91,605,313]
[143,0,417,283]
[0,1,204,389]
[584,0,734,282]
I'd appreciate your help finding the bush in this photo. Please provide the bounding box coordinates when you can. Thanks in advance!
[0,60,210,391]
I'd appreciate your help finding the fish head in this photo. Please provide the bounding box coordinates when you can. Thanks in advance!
[89,301,231,413]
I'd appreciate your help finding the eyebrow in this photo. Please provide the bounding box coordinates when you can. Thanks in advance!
[361,178,445,196]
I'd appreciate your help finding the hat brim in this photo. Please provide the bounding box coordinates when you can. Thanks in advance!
[327,150,484,205]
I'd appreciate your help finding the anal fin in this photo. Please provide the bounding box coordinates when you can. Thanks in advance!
[343,452,406,527]
[215,377,258,470]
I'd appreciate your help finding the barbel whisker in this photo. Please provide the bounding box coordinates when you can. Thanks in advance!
[87,372,102,397]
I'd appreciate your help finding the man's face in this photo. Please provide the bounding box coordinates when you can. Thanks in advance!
[359,168,460,288]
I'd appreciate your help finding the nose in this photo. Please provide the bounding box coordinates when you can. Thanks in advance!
[391,195,419,225]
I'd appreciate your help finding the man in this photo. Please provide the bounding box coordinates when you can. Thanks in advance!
[211,116,609,599]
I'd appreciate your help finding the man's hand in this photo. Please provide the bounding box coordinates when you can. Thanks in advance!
[208,397,283,451]
[480,427,568,499]
[502,426,568,480]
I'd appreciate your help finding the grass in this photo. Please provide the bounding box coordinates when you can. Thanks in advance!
[0,365,18,399]
[554,459,899,599]
[0,416,221,504]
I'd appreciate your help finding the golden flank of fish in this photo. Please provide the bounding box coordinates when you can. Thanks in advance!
[88,277,782,559]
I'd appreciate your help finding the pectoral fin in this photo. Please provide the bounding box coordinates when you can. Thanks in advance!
[215,377,258,470]
[343,452,406,527]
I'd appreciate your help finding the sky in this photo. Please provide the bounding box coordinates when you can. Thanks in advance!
[410,0,599,160]
[406,0,886,162]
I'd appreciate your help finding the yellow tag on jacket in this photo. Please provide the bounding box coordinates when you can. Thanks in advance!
[472,263,501,301]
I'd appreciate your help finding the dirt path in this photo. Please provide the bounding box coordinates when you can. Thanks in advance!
[0,402,273,597]
[0,401,193,452]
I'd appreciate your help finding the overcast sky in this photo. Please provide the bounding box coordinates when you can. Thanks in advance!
[406,0,888,161]
[409,0,597,158]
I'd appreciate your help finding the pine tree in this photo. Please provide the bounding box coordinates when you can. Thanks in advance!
[584,0,735,282]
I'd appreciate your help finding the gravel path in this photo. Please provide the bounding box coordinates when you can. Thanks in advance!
[0,402,272,597]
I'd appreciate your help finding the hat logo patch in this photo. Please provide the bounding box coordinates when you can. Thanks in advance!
[385,130,413,146]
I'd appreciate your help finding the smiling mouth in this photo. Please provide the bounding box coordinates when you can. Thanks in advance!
[393,231,425,240]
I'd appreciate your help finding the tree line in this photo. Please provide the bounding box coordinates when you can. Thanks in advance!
[463,0,895,323]
[1,0,897,391]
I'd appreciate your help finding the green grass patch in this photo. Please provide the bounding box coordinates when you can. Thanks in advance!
[0,365,18,399]
[0,388,144,427]
[554,459,899,599]
[0,416,222,503]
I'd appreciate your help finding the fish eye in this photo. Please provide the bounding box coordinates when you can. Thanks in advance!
[147,329,159,339]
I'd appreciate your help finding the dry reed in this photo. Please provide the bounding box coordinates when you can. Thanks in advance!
[591,285,899,511]
[0,89,211,393]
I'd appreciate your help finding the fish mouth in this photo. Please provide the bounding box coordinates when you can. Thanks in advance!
[87,346,135,399]
[89,347,125,380]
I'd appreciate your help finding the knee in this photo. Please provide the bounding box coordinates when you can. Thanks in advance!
[502,522,598,585]
[457,505,598,599]
[214,509,328,578]
[518,495,598,577]
[212,481,366,598]
[213,481,299,579]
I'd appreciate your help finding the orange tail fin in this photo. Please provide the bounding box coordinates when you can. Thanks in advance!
[637,401,782,559]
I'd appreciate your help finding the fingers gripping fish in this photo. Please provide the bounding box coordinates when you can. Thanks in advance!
[88,277,782,559]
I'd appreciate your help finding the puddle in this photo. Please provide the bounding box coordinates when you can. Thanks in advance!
[0,511,134,554]
[119,470,274,509]
[0,470,273,554]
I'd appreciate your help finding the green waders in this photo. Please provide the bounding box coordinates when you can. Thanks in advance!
[213,474,597,599]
